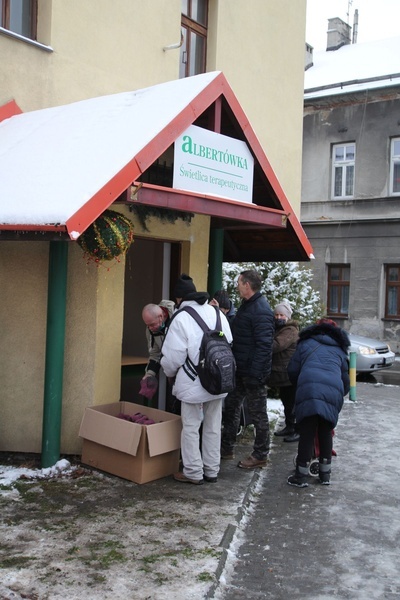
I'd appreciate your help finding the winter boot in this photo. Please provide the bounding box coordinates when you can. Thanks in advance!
[283,432,300,443]
[274,425,294,437]
[318,458,331,485]
[287,463,310,488]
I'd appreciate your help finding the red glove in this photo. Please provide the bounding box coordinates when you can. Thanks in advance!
[139,375,158,400]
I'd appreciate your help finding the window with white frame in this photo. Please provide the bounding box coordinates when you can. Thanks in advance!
[0,0,37,40]
[331,143,355,199]
[390,138,400,195]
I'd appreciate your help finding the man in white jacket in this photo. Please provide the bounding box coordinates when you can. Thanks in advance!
[161,274,233,485]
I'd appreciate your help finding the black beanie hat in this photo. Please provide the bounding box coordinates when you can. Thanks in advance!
[173,273,196,299]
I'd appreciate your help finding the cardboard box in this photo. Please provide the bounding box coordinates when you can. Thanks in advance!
[79,401,182,484]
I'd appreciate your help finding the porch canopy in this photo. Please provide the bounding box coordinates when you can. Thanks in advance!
[0,71,313,261]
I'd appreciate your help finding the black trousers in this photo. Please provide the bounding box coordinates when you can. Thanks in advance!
[221,377,270,460]
[279,385,296,429]
[297,415,333,465]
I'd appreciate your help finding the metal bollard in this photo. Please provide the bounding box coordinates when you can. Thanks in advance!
[349,351,357,402]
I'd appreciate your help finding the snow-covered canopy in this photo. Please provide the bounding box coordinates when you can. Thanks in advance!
[305,35,400,99]
[0,71,313,260]
[0,72,222,237]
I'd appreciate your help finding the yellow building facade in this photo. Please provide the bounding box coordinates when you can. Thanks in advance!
[0,0,307,456]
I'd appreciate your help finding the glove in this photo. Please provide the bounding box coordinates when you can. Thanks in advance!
[243,376,260,390]
[139,375,158,400]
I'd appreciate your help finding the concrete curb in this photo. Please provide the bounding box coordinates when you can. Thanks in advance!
[206,465,263,598]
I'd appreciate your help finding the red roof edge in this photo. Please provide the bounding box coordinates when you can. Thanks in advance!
[0,100,23,123]
[65,157,142,239]
[217,77,314,259]
[65,72,313,258]
[133,182,287,228]
[66,75,228,239]
[134,72,226,173]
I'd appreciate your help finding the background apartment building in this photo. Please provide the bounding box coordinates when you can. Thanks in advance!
[302,17,400,352]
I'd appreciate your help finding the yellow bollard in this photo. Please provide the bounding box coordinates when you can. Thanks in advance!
[349,351,357,402]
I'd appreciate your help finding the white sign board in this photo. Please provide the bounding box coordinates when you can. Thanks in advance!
[173,124,254,203]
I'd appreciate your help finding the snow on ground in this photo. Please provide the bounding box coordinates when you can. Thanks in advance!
[0,458,76,487]
[0,400,283,600]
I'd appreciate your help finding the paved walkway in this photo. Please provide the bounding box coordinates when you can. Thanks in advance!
[1,382,399,599]
[212,382,400,600]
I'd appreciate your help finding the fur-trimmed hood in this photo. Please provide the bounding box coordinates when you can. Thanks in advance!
[299,322,350,353]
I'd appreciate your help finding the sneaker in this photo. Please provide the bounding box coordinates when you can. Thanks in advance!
[203,475,218,483]
[173,472,204,485]
[287,473,309,488]
[283,432,300,443]
[237,455,268,469]
[274,426,294,437]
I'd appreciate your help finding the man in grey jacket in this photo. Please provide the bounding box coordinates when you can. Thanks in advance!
[140,300,175,402]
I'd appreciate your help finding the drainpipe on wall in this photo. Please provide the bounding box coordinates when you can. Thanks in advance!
[207,229,224,297]
[41,241,69,468]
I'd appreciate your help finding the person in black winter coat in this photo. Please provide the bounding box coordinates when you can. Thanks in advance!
[221,270,275,469]
[287,318,350,487]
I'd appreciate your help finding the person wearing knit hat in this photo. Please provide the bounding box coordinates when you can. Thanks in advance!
[270,300,300,443]
[161,275,232,484]
[173,273,197,305]
[274,301,292,320]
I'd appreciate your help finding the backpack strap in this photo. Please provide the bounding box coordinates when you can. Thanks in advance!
[176,306,222,376]
[180,305,221,332]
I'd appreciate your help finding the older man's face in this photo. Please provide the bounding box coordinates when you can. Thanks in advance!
[143,310,163,332]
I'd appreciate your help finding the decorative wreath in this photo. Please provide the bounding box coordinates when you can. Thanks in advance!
[77,209,134,264]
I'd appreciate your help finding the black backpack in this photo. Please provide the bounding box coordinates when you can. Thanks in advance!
[180,306,236,395]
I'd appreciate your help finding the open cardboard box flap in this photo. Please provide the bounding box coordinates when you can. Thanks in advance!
[78,402,181,458]
[78,402,141,456]
[146,419,181,457]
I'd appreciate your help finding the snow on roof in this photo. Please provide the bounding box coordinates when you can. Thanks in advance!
[304,35,400,99]
[0,71,221,233]
[0,70,314,260]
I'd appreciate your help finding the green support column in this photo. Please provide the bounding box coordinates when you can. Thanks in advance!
[207,229,224,296]
[41,241,69,468]
[349,351,357,402]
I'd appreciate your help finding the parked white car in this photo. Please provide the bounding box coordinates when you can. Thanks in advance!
[348,333,395,373]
